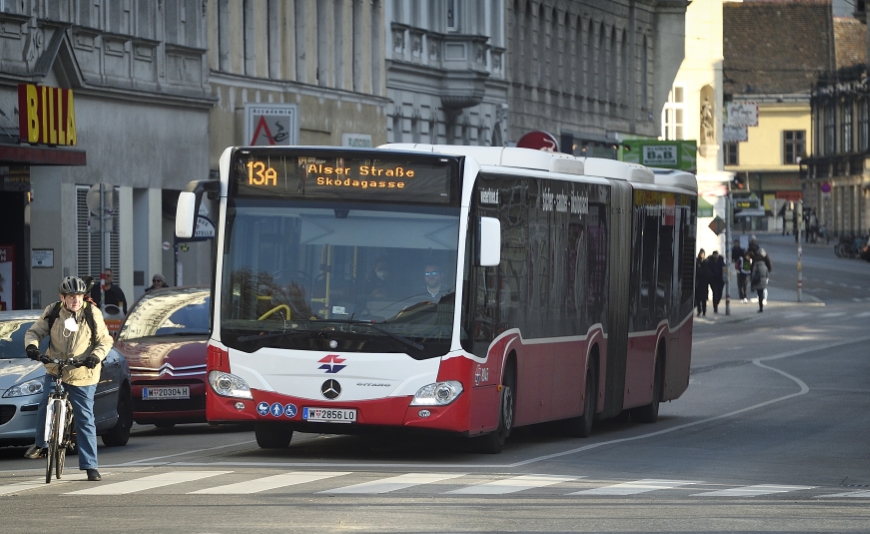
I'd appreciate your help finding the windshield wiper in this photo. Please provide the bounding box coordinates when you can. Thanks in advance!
[314,319,423,351]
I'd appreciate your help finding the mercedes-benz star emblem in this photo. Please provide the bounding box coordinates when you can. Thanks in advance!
[321,379,341,400]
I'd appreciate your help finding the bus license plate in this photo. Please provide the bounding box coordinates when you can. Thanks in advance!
[142,386,190,400]
[303,407,357,423]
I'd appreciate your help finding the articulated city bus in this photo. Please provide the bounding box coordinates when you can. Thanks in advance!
[176,145,697,453]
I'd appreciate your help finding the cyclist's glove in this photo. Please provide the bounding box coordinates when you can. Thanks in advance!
[83,355,100,369]
[26,344,41,361]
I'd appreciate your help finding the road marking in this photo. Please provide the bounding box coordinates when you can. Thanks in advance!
[65,471,231,495]
[857,311,870,318]
[320,473,466,494]
[822,490,870,498]
[820,312,847,318]
[568,479,697,496]
[692,484,814,497]
[189,471,349,494]
[447,474,578,495]
[0,472,90,495]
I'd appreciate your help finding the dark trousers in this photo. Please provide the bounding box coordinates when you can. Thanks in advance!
[757,289,765,311]
[736,273,748,299]
[695,286,707,315]
[711,283,724,311]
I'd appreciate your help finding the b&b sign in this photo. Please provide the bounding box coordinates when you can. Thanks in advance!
[642,145,677,166]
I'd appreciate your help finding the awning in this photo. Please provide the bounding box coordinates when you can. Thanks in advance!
[698,196,714,218]
[0,144,86,166]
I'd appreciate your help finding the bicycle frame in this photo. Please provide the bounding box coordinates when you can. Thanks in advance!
[42,358,82,483]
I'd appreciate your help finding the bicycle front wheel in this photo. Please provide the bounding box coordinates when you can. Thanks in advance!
[56,402,73,479]
[45,401,62,484]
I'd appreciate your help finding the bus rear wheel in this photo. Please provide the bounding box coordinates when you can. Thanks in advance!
[255,423,294,448]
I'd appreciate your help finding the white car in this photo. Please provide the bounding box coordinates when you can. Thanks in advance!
[0,310,133,448]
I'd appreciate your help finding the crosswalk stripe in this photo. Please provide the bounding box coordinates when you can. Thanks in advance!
[65,471,231,495]
[0,472,91,495]
[447,474,579,495]
[857,311,870,318]
[822,490,870,498]
[692,484,814,497]
[568,479,697,496]
[190,471,349,494]
[320,473,466,494]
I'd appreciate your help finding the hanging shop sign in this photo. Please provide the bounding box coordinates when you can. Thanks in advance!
[620,139,697,172]
[17,84,77,146]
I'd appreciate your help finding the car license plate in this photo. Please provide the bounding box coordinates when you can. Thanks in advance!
[142,386,190,400]
[302,407,357,423]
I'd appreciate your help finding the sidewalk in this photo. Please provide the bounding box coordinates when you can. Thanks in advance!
[693,284,824,325]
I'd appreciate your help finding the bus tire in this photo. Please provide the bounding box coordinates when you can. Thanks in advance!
[562,363,596,438]
[255,423,294,448]
[472,363,516,454]
[631,353,663,424]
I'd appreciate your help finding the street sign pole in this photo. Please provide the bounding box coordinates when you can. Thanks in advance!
[725,186,732,316]
[796,202,803,302]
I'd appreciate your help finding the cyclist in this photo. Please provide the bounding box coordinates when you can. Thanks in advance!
[22,276,113,482]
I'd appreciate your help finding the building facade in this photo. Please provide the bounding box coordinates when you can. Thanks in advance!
[803,10,870,238]
[206,0,389,157]
[505,0,689,155]
[385,0,509,147]
[723,0,840,233]
[662,0,731,257]
[0,1,212,311]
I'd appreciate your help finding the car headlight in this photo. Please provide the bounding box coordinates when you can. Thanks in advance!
[410,380,463,406]
[3,377,44,398]
[208,371,253,399]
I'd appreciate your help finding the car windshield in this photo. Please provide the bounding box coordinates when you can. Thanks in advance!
[220,200,460,359]
[0,318,48,358]
[117,288,210,340]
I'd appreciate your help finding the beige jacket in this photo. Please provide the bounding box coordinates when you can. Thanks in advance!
[24,301,114,387]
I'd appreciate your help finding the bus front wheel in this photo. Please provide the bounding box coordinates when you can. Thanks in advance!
[255,423,294,448]
[472,364,515,454]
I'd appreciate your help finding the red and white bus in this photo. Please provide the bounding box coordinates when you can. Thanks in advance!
[176,145,697,453]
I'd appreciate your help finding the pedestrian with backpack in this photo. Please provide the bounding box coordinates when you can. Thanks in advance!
[750,252,769,313]
[22,276,113,482]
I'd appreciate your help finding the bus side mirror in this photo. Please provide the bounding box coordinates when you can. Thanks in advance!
[176,179,220,239]
[176,191,197,239]
[478,217,501,267]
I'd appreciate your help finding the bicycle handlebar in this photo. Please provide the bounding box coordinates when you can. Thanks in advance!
[40,356,87,369]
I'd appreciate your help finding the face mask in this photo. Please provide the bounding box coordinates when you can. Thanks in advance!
[63,316,79,338]
[375,270,387,280]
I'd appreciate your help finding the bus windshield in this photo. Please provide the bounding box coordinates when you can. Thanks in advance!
[220,199,460,359]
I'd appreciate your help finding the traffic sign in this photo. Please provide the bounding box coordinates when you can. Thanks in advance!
[708,216,726,236]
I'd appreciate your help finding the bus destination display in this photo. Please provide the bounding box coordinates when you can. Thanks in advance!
[233,151,456,204]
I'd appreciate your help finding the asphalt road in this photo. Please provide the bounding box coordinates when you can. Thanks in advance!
[1,233,868,533]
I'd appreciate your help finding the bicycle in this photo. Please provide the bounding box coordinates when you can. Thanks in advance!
[39,356,85,484]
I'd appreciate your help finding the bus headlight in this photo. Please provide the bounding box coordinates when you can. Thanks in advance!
[208,371,253,399]
[410,381,463,406]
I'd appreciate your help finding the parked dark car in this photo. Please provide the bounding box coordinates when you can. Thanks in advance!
[0,310,133,448]
[114,287,210,427]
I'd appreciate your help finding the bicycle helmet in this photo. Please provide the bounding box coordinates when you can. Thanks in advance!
[59,276,88,295]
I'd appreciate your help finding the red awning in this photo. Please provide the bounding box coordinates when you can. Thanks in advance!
[0,144,86,166]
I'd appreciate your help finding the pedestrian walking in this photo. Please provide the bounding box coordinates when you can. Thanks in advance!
[750,252,769,313]
[706,250,726,313]
[695,249,710,316]
[731,239,747,302]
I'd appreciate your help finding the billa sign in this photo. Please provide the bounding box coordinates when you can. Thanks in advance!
[17,84,77,146]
